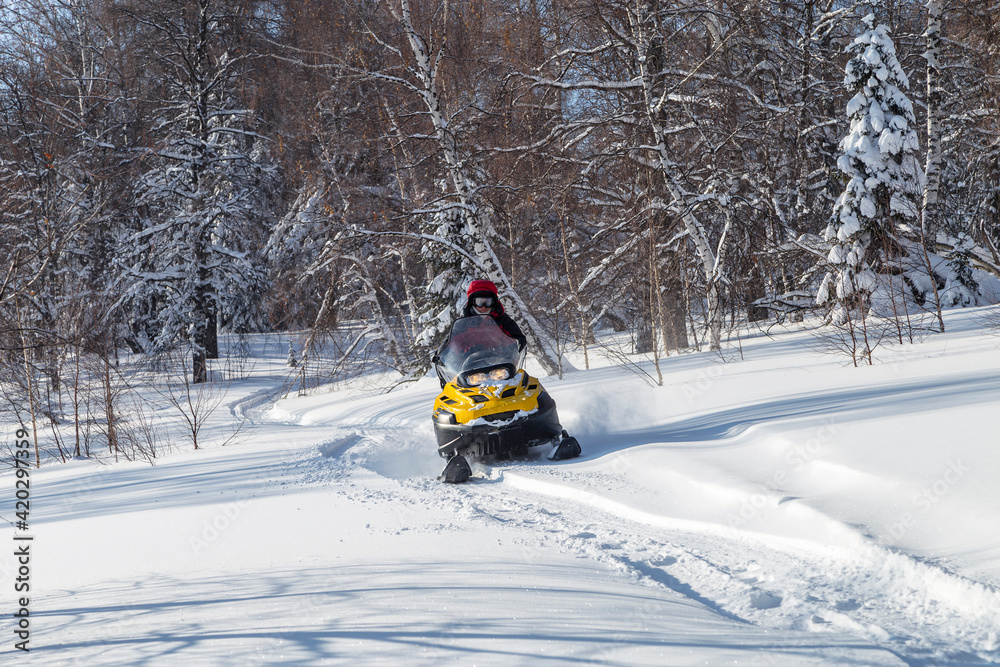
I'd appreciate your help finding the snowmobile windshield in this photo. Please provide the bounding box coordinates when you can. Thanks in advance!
[437,316,522,387]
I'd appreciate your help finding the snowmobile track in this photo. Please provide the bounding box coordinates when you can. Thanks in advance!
[397,463,1000,666]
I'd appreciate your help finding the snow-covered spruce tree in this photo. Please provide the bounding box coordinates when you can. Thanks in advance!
[413,203,480,355]
[818,4,924,324]
[263,184,331,330]
[939,234,983,307]
[118,0,273,383]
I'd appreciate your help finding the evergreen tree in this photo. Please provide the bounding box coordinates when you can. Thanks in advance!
[940,234,982,307]
[413,204,480,353]
[818,3,924,323]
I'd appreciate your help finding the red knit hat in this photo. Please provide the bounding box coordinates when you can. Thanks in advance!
[466,279,498,298]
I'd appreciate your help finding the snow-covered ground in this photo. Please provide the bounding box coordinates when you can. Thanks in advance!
[4,308,1000,665]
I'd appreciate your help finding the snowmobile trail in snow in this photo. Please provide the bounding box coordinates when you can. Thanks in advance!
[286,397,1000,665]
[396,457,1000,666]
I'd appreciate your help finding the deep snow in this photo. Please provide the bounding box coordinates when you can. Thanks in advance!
[3,308,1000,665]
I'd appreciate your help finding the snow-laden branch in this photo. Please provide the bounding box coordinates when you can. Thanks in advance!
[523,74,643,92]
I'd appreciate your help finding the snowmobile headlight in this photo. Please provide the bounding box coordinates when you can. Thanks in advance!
[466,372,488,386]
[488,368,510,381]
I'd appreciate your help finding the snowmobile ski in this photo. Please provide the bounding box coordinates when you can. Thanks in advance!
[439,453,472,484]
[549,430,582,461]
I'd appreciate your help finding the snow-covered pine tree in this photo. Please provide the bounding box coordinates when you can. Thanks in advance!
[818,2,924,323]
[412,203,480,357]
[263,184,331,330]
[940,233,982,307]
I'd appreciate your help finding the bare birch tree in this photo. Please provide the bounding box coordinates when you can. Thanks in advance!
[341,0,570,375]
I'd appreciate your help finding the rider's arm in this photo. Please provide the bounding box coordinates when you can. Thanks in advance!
[495,313,527,350]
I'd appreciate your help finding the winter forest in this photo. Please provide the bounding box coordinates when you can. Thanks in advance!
[2,0,1000,464]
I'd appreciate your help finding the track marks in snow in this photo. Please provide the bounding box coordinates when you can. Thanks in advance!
[390,465,1000,666]
[284,424,1000,664]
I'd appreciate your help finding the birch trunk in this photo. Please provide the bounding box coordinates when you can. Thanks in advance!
[635,8,726,351]
[922,0,946,333]
[391,0,570,376]
[923,0,944,230]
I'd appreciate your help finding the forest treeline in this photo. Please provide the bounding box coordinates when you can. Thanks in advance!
[2,0,1000,451]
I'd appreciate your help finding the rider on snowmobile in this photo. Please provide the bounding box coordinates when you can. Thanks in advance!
[462,279,526,350]
[431,279,581,483]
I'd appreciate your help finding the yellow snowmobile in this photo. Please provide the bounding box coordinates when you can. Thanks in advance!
[432,316,580,483]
